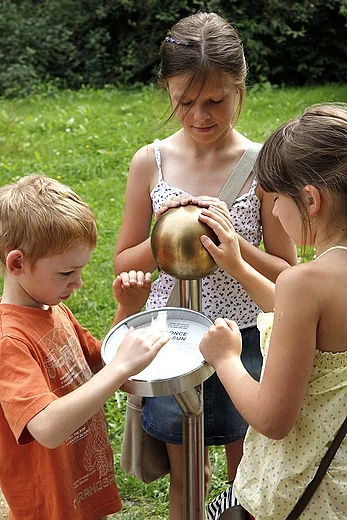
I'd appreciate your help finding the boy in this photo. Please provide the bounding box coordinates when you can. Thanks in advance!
[0,174,170,520]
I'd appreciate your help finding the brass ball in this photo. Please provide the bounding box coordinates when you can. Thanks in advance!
[151,204,219,280]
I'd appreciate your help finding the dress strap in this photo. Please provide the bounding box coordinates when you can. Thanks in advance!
[153,138,163,181]
[315,245,347,260]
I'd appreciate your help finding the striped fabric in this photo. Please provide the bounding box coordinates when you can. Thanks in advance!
[207,486,236,519]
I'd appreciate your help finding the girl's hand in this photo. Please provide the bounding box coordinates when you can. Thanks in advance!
[155,195,228,221]
[155,195,201,221]
[199,206,244,276]
[193,196,229,215]
[113,271,152,316]
[114,327,171,377]
[199,318,242,370]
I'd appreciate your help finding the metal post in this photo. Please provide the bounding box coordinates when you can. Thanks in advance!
[179,280,202,312]
[174,279,205,520]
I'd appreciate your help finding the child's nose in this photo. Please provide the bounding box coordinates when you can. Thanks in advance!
[194,104,209,121]
[70,274,83,289]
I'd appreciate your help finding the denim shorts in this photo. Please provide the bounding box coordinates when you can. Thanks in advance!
[142,324,262,445]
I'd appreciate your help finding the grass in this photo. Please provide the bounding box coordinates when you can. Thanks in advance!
[1,83,347,518]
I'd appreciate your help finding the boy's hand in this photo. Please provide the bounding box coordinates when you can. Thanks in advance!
[113,271,152,319]
[114,327,171,377]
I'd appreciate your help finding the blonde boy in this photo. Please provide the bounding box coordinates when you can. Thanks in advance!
[0,174,169,520]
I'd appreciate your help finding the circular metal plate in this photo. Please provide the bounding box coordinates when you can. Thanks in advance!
[101,307,215,396]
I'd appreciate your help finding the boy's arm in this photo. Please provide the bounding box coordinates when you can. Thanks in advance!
[27,271,162,449]
[27,324,170,449]
[90,271,152,373]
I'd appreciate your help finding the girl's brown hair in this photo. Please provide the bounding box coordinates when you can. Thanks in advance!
[254,103,347,246]
[158,12,247,124]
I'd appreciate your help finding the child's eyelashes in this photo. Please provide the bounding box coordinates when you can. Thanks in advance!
[61,271,74,277]
[210,98,224,105]
[179,98,225,107]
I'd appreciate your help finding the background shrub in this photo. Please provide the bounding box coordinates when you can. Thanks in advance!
[0,0,346,97]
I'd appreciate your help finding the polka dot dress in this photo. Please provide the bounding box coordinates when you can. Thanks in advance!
[147,138,263,327]
[234,312,347,519]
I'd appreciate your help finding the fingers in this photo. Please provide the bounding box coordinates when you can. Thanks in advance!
[117,327,171,376]
[213,317,230,329]
[224,318,241,335]
[150,330,172,353]
[128,326,170,342]
[115,270,151,288]
[205,317,237,336]
[155,206,169,220]
[195,197,228,213]
[200,207,234,233]
[128,327,172,357]
[156,196,228,223]
[156,195,201,219]
[200,234,219,258]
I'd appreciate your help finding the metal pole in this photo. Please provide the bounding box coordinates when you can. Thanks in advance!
[179,279,202,312]
[174,279,205,520]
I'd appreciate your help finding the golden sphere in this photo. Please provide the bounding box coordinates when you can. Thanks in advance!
[151,204,219,280]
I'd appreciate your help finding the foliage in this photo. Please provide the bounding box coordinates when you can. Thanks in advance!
[233,0,347,86]
[1,84,347,517]
[0,0,346,97]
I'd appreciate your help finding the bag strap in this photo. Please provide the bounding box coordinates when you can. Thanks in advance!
[218,141,262,205]
[286,416,347,519]
[167,141,262,307]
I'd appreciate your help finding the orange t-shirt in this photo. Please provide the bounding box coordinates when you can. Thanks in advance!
[0,303,122,520]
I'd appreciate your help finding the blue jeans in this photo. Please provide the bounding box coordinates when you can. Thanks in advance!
[142,325,262,445]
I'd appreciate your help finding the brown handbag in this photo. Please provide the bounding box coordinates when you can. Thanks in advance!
[120,394,170,483]
[219,504,248,520]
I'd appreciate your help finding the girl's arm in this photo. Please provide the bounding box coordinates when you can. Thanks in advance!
[88,271,152,374]
[199,206,275,311]
[200,264,318,439]
[238,188,297,282]
[112,270,152,323]
[113,145,158,275]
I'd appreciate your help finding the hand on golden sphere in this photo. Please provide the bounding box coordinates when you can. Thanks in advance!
[151,204,220,280]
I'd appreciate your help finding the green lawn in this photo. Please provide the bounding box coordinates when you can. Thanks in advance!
[1,83,347,518]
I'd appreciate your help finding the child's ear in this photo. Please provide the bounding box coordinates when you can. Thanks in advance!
[303,185,321,217]
[6,250,26,275]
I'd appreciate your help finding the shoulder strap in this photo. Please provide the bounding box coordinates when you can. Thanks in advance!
[286,416,347,519]
[167,141,261,307]
[218,141,262,205]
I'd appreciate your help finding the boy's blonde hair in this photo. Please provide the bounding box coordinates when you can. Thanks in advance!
[0,174,98,268]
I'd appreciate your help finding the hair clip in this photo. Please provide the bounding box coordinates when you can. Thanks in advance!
[165,36,190,47]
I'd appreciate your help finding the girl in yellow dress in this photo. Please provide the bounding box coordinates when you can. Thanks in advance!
[199,103,347,520]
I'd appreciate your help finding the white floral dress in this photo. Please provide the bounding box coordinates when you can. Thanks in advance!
[147,138,262,327]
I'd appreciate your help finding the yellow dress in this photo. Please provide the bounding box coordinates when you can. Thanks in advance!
[233,312,347,520]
